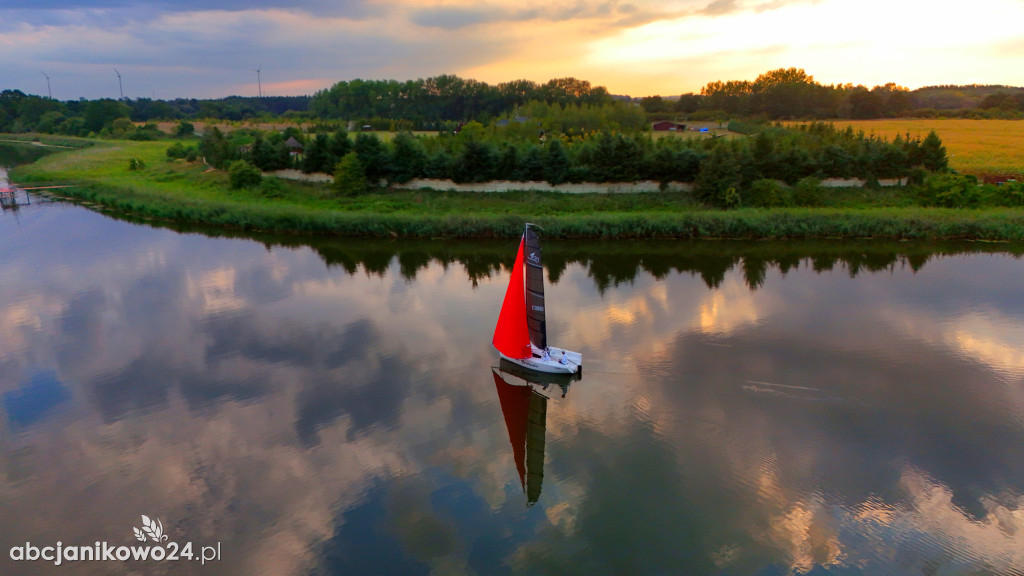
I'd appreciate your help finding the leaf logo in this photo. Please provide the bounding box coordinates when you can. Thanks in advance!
[135,515,169,543]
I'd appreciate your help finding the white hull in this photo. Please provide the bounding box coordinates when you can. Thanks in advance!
[498,345,582,375]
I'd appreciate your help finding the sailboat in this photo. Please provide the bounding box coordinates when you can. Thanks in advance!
[492,224,582,375]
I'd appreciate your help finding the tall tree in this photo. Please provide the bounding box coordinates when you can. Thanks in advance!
[199,127,233,169]
[390,131,427,183]
[83,98,131,133]
[333,152,367,195]
[543,139,571,185]
[327,129,352,162]
[496,145,520,180]
[353,132,391,186]
[695,144,743,207]
[640,96,670,114]
[519,146,545,181]
[674,93,703,114]
[847,87,884,119]
[452,140,497,183]
[920,131,948,172]
[301,133,331,174]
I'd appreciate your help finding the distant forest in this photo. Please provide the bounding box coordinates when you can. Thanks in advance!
[673,68,1024,120]
[2,68,1023,136]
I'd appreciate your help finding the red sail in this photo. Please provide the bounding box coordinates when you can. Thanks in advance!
[492,237,531,359]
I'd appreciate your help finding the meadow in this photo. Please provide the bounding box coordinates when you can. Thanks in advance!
[11,137,1024,241]
[826,119,1024,176]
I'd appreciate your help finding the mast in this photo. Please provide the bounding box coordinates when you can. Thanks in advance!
[524,224,546,350]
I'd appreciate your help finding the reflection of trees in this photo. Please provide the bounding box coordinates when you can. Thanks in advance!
[303,238,1022,292]
[0,143,56,166]
[108,218,1024,291]
[296,238,1020,293]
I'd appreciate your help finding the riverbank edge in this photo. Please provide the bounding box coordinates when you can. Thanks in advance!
[19,178,1024,241]
[9,137,1024,240]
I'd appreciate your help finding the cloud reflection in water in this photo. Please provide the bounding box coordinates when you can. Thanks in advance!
[1,206,1023,574]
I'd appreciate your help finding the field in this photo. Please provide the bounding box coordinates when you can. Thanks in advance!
[10,136,1024,241]
[825,119,1024,177]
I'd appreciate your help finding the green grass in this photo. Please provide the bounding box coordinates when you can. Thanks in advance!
[11,136,1024,240]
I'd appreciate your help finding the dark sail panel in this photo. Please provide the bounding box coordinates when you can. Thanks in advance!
[524,226,546,350]
[525,390,547,506]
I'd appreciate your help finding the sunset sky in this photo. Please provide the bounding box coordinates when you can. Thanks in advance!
[2,0,1023,100]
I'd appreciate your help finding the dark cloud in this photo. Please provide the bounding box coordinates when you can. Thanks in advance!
[410,1,653,30]
[1,0,379,16]
[200,311,420,445]
[295,353,416,444]
[701,0,738,15]
[88,354,176,422]
[319,481,434,575]
[410,6,509,29]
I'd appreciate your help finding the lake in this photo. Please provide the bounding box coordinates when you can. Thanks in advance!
[1,196,1023,575]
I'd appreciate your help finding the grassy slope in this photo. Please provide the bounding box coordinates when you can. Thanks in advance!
[12,137,1024,240]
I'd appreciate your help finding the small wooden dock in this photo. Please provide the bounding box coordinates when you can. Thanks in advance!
[0,186,28,208]
[0,167,54,208]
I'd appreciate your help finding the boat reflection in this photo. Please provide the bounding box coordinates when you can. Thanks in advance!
[491,361,579,506]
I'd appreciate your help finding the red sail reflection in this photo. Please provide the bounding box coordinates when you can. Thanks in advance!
[492,363,576,506]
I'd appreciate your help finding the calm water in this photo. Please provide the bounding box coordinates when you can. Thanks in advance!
[1,198,1024,575]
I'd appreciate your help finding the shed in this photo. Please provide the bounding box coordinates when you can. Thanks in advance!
[982,174,1019,185]
[284,137,304,155]
[652,121,683,131]
[496,115,531,127]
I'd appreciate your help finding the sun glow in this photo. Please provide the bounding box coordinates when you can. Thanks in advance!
[585,0,1024,94]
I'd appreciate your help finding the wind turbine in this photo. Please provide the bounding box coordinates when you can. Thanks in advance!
[254,65,263,98]
[41,71,52,99]
[115,68,124,100]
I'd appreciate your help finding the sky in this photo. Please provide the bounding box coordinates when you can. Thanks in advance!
[2,0,1023,101]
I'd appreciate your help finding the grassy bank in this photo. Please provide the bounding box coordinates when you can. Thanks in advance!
[11,137,1024,240]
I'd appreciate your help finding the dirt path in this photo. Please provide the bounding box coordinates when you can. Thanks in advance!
[0,138,74,149]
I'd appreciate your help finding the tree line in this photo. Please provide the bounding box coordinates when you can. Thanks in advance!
[641,68,1024,120]
[308,75,614,128]
[198,120,950,206]
[0,90,310,136]
[3,69,1022,137]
